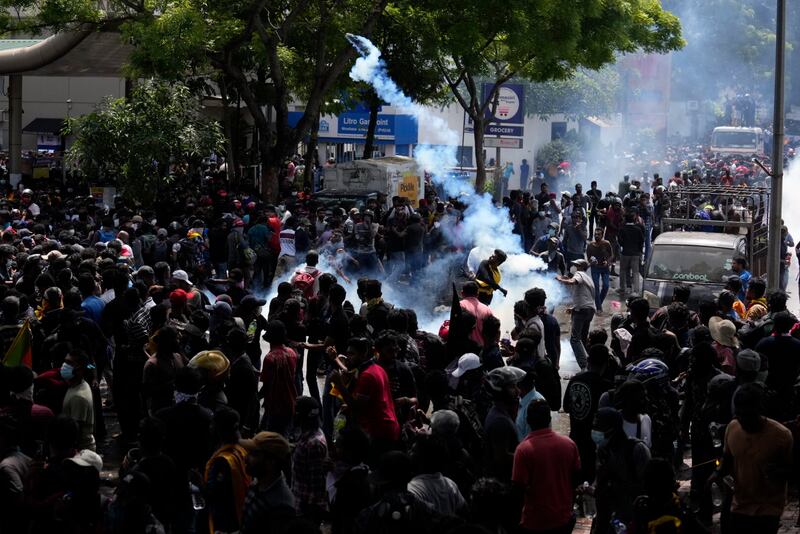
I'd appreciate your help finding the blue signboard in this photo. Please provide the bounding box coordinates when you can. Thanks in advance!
[485,124,524,136]
[337,112,395,136]
[481,83,525,126]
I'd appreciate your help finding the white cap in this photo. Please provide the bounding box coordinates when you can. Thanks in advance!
[66,449,103,473]
[451,353,481,378]
[172,269,193,286]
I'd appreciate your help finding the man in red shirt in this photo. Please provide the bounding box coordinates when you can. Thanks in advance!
[512,399,580,534]
[459,281,494,347]
[259,320,297,435]
[331,337,400,457]
[264,205,283,288]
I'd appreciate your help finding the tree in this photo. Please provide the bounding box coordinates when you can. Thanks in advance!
[64,80,224,205]
[406,0,683,191]
[4,0,390,201]
[122,0,389,201]
[522,67,620,118]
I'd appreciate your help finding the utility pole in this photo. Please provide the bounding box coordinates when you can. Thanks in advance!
[767,0,786,290]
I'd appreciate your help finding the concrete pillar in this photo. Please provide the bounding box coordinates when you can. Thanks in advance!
[8,74,21,188]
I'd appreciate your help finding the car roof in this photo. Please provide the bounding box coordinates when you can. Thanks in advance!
[653,231,742,249]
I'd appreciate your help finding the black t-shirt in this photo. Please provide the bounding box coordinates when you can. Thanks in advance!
[483,404,519,481]
[757,335,800,395]
[563,370,613,441]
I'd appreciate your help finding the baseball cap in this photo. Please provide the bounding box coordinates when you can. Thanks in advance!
[169,289,188,306]
[240,294,267,308]
[205,300,232,316]
[451,353,481,378]
[66,449,103,473]
[239,431,291,459]
[172,269,193,286]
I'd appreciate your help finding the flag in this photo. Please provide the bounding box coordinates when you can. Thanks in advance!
[449,282,462,326]
[3,318,32,368]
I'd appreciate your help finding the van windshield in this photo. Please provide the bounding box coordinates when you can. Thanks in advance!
[648,245,736,283]
[712,131,757,149]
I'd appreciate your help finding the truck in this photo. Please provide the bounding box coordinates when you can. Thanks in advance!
[321,156,423,207]
[642,184,770,309]
[710,126,765,156]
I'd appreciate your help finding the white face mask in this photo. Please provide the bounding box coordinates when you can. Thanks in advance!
[570,266,578,275]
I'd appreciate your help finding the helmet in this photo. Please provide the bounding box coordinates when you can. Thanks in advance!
[362,209,374,218]
[627,358,669,386]
[21,189,32,196]
[485,366,526,395]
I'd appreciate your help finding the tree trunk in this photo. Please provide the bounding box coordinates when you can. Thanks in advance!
[259,139,279,202]
[219,80,238,188]
[473,117,487,193]
[303,113,320,190]
[362,96,380,159]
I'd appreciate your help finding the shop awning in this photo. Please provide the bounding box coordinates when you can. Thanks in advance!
[23,118,66,135]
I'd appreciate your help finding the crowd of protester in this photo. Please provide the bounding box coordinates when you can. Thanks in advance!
[0,145,797,534]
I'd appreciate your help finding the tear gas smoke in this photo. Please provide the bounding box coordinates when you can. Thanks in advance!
[782,158,800,314]
[256,35,569,337]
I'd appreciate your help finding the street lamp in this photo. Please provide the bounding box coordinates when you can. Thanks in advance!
[767,0,786,290]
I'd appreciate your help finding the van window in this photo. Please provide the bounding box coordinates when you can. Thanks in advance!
[711,130,757,149]
[648,245,735,283]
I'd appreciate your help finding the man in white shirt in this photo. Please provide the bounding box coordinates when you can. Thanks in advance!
[556,259,596,370]
[61,349,96,451]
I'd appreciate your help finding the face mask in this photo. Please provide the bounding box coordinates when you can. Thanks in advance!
[548,229,556,237]
[174,391,199,404]
[591,430,607,446]
[538,211,545,218]
[60,363,74,381]
[569,266,578,275]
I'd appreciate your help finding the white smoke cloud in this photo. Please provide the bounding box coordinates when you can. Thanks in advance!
[249,35,570,336]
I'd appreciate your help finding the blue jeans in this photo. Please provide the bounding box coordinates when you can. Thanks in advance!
[590,266,610,310]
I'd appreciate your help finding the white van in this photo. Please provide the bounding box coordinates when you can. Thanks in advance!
[710,126,764,156]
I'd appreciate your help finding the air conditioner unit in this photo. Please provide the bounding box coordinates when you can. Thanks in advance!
[687,100,699,111]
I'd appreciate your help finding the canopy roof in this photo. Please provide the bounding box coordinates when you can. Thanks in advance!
[0,30,130,76]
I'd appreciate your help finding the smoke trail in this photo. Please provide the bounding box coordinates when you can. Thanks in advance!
[344,33,568,325]
[783,157,800,314]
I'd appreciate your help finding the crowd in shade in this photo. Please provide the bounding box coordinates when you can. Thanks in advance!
[0,144,796,534]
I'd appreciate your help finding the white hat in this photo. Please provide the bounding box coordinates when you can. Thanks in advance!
[709,316,740,348]
[451,353,481,378]
[172,269,193,286]
[66,449,103,473]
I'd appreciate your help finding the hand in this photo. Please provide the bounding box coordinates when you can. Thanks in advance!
[325,346,338,361]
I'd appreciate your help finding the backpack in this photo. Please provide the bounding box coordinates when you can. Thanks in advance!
[176,238,197,270]
[139,234,157,264]
[291,270,318,299]
[738,314,774,349]
[152,239,169,264]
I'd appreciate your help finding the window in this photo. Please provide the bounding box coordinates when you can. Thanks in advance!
[551,122,567,140]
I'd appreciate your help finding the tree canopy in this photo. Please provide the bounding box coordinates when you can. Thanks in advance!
[64,80,224,204]
[401,0,684,190]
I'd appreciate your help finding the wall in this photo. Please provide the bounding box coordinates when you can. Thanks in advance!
[0,75,126,150]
